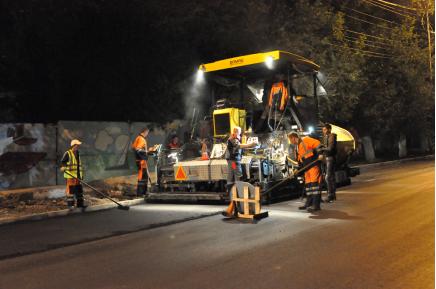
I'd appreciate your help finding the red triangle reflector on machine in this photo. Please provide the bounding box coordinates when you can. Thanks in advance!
[175,165,187,180]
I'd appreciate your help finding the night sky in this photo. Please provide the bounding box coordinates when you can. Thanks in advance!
[0,0,433,129]
[0,0,215,122]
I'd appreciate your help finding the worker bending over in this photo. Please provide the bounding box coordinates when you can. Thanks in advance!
[132,127,157,197]
[288,132,323,211]
[60,139,86,209]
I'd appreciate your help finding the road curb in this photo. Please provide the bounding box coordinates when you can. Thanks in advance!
[0,198,145,226]
[355,154,434,173]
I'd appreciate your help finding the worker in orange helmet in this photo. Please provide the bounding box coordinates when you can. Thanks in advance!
[132,127,157,197]
[60,139,86,209]
[288,131,324,211]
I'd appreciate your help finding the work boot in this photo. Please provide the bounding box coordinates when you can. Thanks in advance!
[307,207,320,212]
[298,206,307,210]
[313,195,321,211]
[77,199,87,210]
[137,182,146,197]
[304,195,313,208]
[67,196,75,209]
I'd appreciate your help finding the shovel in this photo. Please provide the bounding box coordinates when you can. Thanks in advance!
[64,170,130,211]
[261,159,320,197]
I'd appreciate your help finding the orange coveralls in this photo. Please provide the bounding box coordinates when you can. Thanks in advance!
[268,81,289,111]
[296,136,322,209]
[132,134,148,196]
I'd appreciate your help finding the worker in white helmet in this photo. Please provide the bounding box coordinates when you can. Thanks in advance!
[60,139,86,209]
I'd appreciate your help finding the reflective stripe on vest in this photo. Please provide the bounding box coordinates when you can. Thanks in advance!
[64,149,83,179]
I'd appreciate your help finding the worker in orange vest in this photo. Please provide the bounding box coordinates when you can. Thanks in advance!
[132,127,157,197]
[268,81,289,112]
[288,131,323,211]
[167,135,181,149]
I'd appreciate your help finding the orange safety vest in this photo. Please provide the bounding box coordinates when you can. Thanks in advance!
[132,134,148,152]
[297,136,322,185]
[132,134,148,168]
[268,81,289,111]
[296,136,321,163]
[168,142,180,149]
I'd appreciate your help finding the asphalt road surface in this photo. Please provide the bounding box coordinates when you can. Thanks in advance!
[0,160,433,289]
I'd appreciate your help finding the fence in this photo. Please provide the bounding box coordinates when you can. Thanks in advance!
[0,120,185,190]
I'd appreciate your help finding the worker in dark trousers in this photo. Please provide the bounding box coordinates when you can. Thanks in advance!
[60,139,86,209]
[132,127,157,197]
[288,132,323,211]
[222,126,257,217]
[321,123,337,202]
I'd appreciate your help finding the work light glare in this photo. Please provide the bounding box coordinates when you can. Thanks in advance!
[196,69,204,83]
[265,56,274,69]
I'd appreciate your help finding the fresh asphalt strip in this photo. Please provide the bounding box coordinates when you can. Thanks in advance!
[0,210,221,261]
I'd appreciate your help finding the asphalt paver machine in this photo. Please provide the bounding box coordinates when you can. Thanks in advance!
[148,51,358,202]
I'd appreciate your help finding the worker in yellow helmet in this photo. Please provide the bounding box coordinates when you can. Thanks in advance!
[60,139,86,209]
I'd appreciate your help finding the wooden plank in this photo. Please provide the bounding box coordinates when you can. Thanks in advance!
[243,187,249,215]
[232,185,237,200]
[237,213,254,219]
[255,187,260,214]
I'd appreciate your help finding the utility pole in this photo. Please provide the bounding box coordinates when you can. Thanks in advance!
[425,2,433,80]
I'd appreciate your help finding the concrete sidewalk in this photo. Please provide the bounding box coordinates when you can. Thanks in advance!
[0,154,433,226]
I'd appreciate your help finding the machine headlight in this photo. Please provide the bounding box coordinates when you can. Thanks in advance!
[265,56,274,69]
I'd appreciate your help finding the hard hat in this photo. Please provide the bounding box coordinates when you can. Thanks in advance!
[70,139,82,147]
[287,131,299,138]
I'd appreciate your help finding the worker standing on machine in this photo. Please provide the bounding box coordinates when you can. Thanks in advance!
[60,139,86,209]
[222,126,257,217]
[167,135,181,149]
[321,123,337,202]
[132,127,156,197]
[267,74,289,131]
[288,132,323,212]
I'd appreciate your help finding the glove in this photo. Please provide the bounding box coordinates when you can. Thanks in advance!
[136,149,148,160]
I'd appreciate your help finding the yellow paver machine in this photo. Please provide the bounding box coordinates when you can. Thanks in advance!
[149,51,359,202]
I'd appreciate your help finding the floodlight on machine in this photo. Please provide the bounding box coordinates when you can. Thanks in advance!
[195,66,205,84]
[265,56,274,69]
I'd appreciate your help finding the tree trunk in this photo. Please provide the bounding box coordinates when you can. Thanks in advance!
[398,133,407,158]
[361,136,376,162]
[420,132,431,153]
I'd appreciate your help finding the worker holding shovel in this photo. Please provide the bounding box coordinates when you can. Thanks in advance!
[288,132,324,212]
[60,139,86,209]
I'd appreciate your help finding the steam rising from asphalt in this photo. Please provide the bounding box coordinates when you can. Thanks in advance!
[182,71,207,121]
